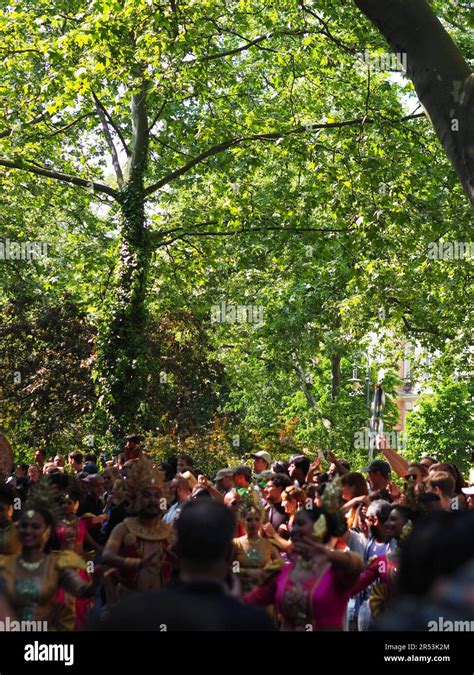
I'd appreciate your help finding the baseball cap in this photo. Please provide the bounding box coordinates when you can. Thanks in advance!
[462,486,474,496]
[214,468,234,482]
[251,451,271,465]
[362,460,391,476]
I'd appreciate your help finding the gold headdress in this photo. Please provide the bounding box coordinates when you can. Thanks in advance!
[123,458,166,511]
[312,475,346,542]
[24,478,62,526]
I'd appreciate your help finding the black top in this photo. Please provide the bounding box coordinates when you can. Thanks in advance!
[93,580,276,631]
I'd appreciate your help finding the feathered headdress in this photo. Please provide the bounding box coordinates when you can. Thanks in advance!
[312,475,347,542]
[24,478,62,526]
[123,458,167,512]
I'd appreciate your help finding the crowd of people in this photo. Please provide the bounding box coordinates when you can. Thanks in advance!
[0,433,473,632]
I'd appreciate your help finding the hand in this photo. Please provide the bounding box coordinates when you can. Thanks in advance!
[376,433,387,450]
[138,550,160,570]
[197,475,210,488]
[308,458,321,472]
[293,535,329,560]
[325,451,338,464]
[262,522,276,538]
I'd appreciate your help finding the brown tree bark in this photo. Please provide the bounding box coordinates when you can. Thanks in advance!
[354,0,474,206]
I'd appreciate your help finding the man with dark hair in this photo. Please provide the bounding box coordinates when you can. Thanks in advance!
[176,453,194,474]
[363,459,392,501]
[94,500,275,630]
[288,455,311,486]
[233,465,252,490]
[68,450,84,474]
[124,434,144,461]
[263,473,292,531]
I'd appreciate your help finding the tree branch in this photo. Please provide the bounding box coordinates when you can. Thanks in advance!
[92,94,130,156]
[0,113,49,139]
[0,158,118,198]
[144,113,425,196]
[93,92,124,188]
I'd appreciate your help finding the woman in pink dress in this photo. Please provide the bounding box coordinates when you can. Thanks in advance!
[243,506,362,630]
[55,491,103,628]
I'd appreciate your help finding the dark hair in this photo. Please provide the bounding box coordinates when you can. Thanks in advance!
[407,463,429,478]
[268,473,293,490]
[176,500,236,566]
[159,462,176,482]
[177,453,194,467]
[339,459,351,471]
[0,486,14,506]
[291,456,310,474]
[17,463,29,473]
[124,434,144,444]
[295,505,347,542]
[233,465,252,482]
[69,451,83,464]
[60,490,81,504]
[84,453,97,463]
[271,460,289,476]
[341,472,369,497]
[397,512,474,597]
[390,504,415,523]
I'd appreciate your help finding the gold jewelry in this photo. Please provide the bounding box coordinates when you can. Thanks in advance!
[19,557,45,571]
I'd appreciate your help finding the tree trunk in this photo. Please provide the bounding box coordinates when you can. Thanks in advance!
[97,83,151,441]
[354,0,474,206]
[331,354,341,401]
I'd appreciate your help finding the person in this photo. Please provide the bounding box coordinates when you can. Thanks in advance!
[426,471,457,511]
[0,486,21,554]
[55,491,102,628]
[262,485,306,553]
[405,463,428,486]
[419,455,438,469]
[27,464,41,485]
[233,505,280,592]
[462,485,474,510]
[34,449,45,473]
[351,505,415,621]
[362,460,393,502]
[0,481,99,630]
[346,499,392,631]
[340,472,369,528]
[162,476,192,525]
[243,505,362,630]
[213,468,234,496]
[251,451,272,479]
[68,451,84,474]
[263,474,293,531]
[396,511,474,599]
[288,455,311,487]
[233,465,252,492]
[5,463,29,488]
[325,451,351,479]
[123,434,144,462]
[176,453,194,474]
[93,499,275,630]
[101,459,174,598]
[224,490,245,537]
[77,475,107,547]
[53,455,65,469]
[429,462,467,510]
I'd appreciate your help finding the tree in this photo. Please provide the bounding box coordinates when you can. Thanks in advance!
[354,0,473,205]
[1,0,471,446]
[405,379,474,473]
